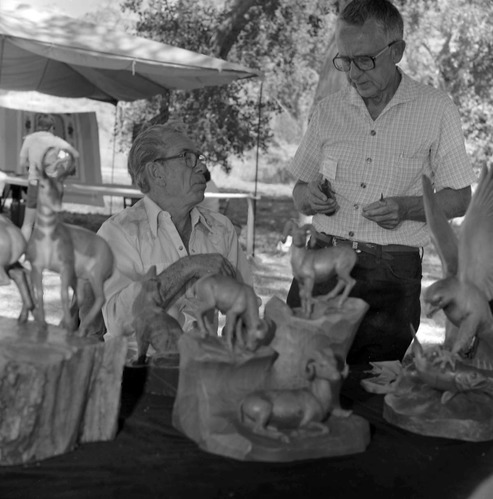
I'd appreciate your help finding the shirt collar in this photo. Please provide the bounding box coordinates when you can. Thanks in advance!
[345,67,418,109]
[143,195,213,237]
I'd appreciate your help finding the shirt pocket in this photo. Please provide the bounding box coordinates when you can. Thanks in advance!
[392,149,430,194]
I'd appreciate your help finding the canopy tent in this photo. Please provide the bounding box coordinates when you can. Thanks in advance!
[0,6,260,104]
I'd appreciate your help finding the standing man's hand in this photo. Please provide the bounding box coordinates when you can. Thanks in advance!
[362,196,405,230]
[293,179,339,216]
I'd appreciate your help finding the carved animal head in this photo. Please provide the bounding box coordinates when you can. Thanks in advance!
[132,265,163,313]
[423,277,459,317]
[281,220,316,248]
[244,317,276,351]
[281,219,299,243]
[42,146,76,181]
[305,348,343,382]
[37,166,64,212]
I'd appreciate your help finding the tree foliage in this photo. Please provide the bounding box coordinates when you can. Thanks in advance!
[397,0,493,172]
[119,0,335,171]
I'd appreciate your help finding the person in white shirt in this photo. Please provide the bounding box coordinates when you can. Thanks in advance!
[19,114,79,241]
[288,0,476,364]
[97,123,253,346]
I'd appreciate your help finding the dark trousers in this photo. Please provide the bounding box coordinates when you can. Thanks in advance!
[286,238,422,365]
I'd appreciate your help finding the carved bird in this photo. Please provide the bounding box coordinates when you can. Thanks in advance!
[422,166,493,360]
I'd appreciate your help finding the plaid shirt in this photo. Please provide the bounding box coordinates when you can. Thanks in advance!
[289,70,476,247]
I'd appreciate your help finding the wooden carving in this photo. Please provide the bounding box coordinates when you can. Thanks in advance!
[281,220,356,317]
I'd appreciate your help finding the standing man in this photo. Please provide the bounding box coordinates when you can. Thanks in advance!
[98,123,253,343]
[19,114,79,241]
[287,0,476,364]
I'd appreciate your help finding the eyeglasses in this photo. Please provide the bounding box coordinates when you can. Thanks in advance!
[154,150,207,169]
[332,41,399,72]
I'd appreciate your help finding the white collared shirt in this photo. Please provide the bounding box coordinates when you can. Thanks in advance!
[289,69,477,247]
[98,195,252,338]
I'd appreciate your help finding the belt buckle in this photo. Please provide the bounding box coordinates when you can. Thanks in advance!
[352,241,361,253]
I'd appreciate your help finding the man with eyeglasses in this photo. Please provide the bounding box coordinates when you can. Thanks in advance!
[97,123,253,354]
[287,0,476,364]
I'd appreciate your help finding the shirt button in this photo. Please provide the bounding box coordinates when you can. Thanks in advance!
[354,204,359,210]
[179,246,183,251]
[366,157,372,164]
[348,231,354,237]
[360,182,366,188]
[370,130,376,136]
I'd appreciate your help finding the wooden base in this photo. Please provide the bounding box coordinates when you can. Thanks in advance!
[0,317,127,465]
[264,296,369,389]
[383,371,493,442]
[234,414,370,462]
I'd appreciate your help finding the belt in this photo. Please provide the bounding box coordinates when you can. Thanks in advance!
[315,232,420,257]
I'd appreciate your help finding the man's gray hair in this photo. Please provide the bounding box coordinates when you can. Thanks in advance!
[127,121,188,193]
[339,0,404,42]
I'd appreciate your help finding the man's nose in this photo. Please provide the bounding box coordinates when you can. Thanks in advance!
[349,61,364,79]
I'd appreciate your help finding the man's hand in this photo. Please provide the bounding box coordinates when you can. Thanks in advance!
[189,253,237,279]
[293,180,339,216]
[361,196,405,230]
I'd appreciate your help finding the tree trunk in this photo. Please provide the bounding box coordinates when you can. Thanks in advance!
[211,0,278,59]
[0,317,127,465]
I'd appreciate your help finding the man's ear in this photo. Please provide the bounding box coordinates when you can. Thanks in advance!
[392,39,406,64]
[147,162,165,183]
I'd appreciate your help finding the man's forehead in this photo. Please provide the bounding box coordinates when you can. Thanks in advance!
[336,19,386,50]
[162,133,195,152]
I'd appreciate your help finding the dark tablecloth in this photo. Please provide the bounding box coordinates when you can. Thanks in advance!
[1,366,492,499]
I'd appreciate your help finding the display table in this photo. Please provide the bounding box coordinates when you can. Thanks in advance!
[0,366,491,498]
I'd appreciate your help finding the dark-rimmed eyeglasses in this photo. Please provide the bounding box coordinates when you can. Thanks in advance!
[154,150,207,169]
[332,40,400,72]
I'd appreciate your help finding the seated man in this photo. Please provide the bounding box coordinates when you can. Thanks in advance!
[98,122,253,350]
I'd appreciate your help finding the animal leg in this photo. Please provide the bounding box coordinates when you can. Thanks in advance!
[224,311,239,350]
[7,263,34,323]
[300,277,315,318]
[196,305,215,337]
[301,420,329,435]
[30,266,47,328]
[78,277,105,337]
[59,270,77,333]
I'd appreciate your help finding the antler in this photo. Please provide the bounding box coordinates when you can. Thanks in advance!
[281,219,299,243]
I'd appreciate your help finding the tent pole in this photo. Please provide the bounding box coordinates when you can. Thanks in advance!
[109,103,119,214]
[253,80,263,258]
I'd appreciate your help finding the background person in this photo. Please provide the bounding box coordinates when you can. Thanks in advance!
[19,113,79,241]
[287,0,476,364]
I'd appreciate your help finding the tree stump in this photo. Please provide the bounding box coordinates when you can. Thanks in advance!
[0,317,127,466]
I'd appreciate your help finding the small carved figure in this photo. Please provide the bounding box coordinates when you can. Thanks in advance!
[192,273,268,351]
[26,168,77,331]
[239,348,351,443]
[410,327,493,404]
[281,220,356,317]
[131,266,183,364]
[0,215,34,322]
[422,166,493,359]
[66,224,114,336]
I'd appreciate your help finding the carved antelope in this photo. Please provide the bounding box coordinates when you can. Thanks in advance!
[0,215,34,322]
[281,220,357,317]
[26,168,77,331]
[26,164,114,335]
[193,273,268,351]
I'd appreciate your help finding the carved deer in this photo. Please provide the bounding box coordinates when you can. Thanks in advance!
[0,215,34,322]
[239,348,351,443]
[281,220,357,317]
[26,168,77,331]
[193,273,269,351]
